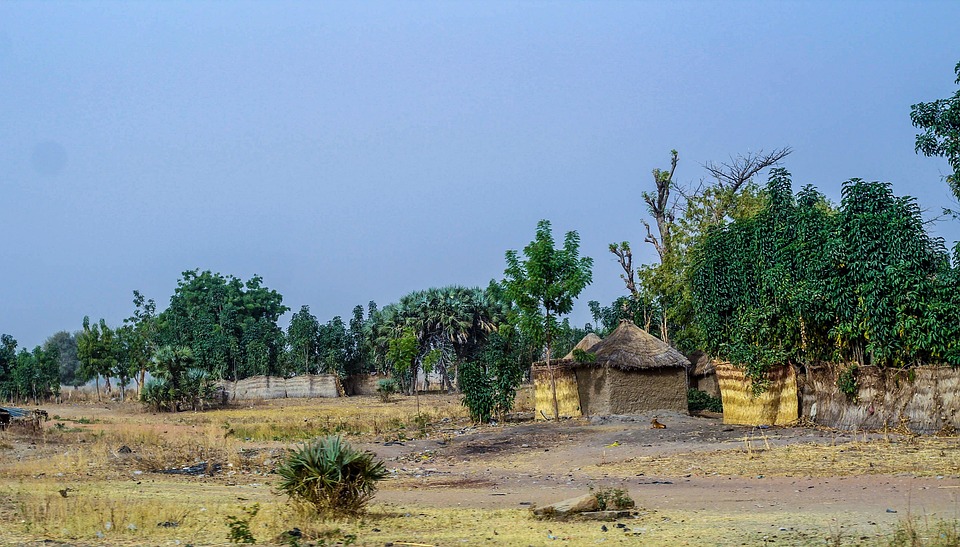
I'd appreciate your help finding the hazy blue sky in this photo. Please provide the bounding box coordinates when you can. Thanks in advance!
[2,1,958,349]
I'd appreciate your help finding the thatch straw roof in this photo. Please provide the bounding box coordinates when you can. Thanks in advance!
[562,333,602,359]
[589,320,690,371]
[687,350,716,376]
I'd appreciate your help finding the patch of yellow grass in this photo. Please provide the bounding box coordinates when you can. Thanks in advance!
[586,437,960,478]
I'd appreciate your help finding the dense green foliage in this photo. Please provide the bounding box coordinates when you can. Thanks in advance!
[157,270,289,380]
[459,330,530,423]
[687,388,723,413]
[503,220,593,362]
[911,60,960,202]
[503,219,593,420]
[141,345,220,412]
[0,334,61,403]
[692,169,960,385]
[276,435,388,517]
[370,285,501,393]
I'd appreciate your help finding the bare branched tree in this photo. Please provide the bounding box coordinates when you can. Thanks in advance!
[641,149,680,262]
[702,147,792,193]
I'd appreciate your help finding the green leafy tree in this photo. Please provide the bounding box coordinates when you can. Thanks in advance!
[10,345,60,404]
[157,270,288,380]
[317,315,350,376]
[911,61,960,202]
[459,328,531,423]
[387,328,420,413]
[287,305,320,375]
[503,219,593,420]
[77,317,117,401]
[123,290,159,395]
[0,334,17,400]
[692,170,959,390]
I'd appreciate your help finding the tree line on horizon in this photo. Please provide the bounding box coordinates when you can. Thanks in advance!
[3,60,958,413]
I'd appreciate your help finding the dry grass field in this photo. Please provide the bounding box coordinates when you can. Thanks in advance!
[1,392,959,546]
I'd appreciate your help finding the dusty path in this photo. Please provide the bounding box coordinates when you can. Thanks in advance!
[363,411,960,541]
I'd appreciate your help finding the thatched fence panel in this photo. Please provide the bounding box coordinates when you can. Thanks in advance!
[219,374,340,401]
[715,363,798,426]
[803,366,960,433]
[533,366,582,420]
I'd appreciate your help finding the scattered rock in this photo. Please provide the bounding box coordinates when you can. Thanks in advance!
[117,445,132,454]
[533,493,599,518]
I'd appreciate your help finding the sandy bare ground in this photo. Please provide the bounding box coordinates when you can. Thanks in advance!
[362,411,960,542]
[2,398,958,545]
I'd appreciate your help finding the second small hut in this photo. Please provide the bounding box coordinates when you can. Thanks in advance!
[533,320,690,419]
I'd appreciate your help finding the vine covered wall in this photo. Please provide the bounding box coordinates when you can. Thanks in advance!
[692,170,960,384]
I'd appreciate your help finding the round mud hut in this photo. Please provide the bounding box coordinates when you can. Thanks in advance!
[533,321,691,419]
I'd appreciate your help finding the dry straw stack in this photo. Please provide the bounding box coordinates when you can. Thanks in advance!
[715,363,798,425]
[532,334,599,420]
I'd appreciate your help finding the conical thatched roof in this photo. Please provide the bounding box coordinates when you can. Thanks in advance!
[687,350,716,376]
[562,333,602,360]
[590,320,690,371]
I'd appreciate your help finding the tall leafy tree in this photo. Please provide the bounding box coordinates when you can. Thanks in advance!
[911,60,960,203]
[287,305,321,375]
[11,345,59,404]
[123,290,159,394]
[158,270,288,380]
[503,219,593,420]
[317,316,350,376]
[370,286,499,393]
[692,170,959,390]
[76,317,117,401]
[0,334,17,400]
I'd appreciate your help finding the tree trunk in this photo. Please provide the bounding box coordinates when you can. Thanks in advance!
[95,375,101,402]
[546,324,559,421]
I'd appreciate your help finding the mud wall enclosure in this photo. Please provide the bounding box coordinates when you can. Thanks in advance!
[801,365,960,433]
[573,366,687,416]
[219,374,340,400]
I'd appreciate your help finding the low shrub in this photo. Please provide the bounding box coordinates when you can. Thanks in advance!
[276,435,388,518]
[687,388,723,413]
[376,379,397,402]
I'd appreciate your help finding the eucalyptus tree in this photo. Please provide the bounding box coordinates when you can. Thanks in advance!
[123,290,159,394]
[77,317,117,401]
[503,219,593,420]
[287,305,321,374]
[11,345,59,404]
[317,316,350,376]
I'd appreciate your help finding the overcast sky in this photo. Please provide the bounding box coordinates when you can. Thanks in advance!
[2,1,959,349]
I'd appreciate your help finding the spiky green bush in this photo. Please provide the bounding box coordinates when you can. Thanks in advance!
[276,435,388,517]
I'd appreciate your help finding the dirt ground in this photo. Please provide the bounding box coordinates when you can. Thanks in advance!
[1,397,958,545]
[365,411,960,542]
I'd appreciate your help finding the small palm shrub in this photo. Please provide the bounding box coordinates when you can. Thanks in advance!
[376,379,397,402]
[276,435,389,517]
